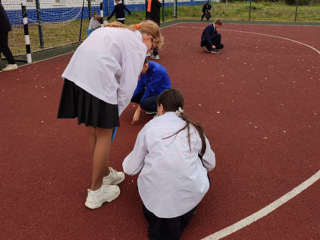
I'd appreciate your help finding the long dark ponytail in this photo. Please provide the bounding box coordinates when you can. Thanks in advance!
[157,89,207,156]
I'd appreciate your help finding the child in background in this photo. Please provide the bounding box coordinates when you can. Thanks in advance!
[201,2,212,21]
[88,12,100,30]
[107,0,131,24]
[200,18,224,54]
[0,3,18,71]
[146,0,162,60]
[123,89,216,240]
[57,20,163,210]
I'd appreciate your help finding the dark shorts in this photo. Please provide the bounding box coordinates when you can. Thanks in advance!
[57,79,120,129]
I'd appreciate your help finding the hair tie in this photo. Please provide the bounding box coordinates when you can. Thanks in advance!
[136,24,140,29]
[176,107,184,117]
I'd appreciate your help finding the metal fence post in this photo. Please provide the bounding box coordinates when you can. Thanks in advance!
[88,0,92,19]
[174,0,177,19]
[21,0,32,63]
[35,0,44,49]
[106,0,110,16]
[295,0,299,22]
[249,0,252,21]
[79,0,85,41]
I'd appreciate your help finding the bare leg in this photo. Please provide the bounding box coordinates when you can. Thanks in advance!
[87,126,113,190]
[87,126,96,156]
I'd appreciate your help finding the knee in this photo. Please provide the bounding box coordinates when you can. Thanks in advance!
[139,100,148,111]
[87,126,96,137]
[131,96,140,104]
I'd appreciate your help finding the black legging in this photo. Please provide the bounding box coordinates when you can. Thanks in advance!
[0,31,15,64]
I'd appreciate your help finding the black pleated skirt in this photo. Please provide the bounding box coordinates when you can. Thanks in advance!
[57,79,119,129]
[143,205,197,240]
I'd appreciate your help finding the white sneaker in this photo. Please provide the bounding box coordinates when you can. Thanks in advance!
[145,111,156,115]
[212,49,222,54]
[2,64,18,71]
[85,184,120,209]
[103,167,125,185]
[146,52,151,57]
[151,55,160,60]
[153,113,158,119]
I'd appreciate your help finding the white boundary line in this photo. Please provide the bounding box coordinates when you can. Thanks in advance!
[168,24,320,240]
[222,29,320,54]
[173,25,320,55]
[202,170,320,240]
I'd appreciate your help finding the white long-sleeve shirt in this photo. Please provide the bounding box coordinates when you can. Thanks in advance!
[88,17,101,30]
[62,27,147,116]
[123,112,216,218]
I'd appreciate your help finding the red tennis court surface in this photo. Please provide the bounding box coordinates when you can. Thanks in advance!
[1,22,319,240]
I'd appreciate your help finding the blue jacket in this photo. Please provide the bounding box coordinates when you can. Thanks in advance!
[200,24,217,47]
[133,61,171,101]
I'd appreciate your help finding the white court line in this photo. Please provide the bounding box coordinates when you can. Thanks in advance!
[222,29,320,54]
[173,25,320,55]
[202,170,320,240]
[168,24,320,239]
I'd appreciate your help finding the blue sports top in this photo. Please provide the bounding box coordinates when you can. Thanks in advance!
[132,61,171,101]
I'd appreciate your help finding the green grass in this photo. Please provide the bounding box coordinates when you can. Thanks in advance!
[8,2,320,59]
[173,2,320,22]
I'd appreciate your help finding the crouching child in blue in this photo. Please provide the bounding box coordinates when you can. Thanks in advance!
[131,59,171,123]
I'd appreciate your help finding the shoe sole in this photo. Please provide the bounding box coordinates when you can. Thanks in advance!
[85,188,121,209]
[2,67,18,72]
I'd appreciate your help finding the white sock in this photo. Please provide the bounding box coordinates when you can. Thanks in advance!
[91,185,103,193]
